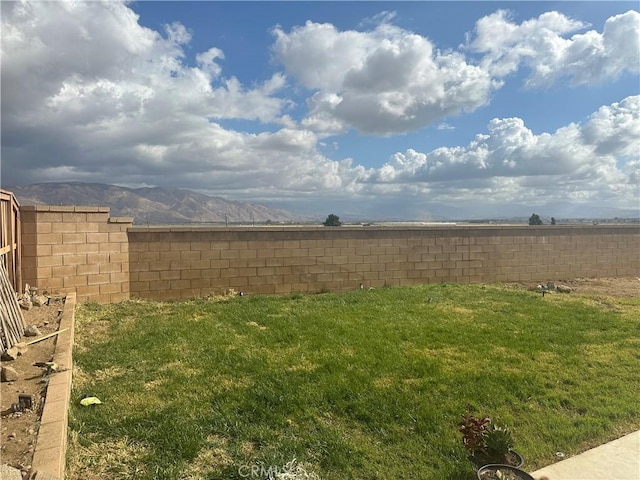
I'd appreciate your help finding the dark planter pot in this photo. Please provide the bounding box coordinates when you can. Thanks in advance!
[470,450,524,471]
[477,464,535,480]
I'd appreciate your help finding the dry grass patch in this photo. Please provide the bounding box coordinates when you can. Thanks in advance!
[180,435,232,480]
[159,360,202,377]
[67,433,150,480]
[286,357,318,373]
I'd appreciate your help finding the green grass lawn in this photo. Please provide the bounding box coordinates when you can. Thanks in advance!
[68,284,640,479]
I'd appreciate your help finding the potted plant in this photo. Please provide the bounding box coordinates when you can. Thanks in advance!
[476,464,535,480]
[459,405,525,470]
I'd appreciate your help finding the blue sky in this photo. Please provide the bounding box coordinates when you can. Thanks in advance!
[2,1,638,219]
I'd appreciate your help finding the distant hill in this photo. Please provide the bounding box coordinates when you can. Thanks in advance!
[7,182,304,225]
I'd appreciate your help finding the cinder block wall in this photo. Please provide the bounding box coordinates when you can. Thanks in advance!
[128,225,640,300]
[21,206,132,302]
[17,210,640,303]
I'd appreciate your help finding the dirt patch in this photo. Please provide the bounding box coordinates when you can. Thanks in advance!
[1,297,65,474]
[507,277,640,298]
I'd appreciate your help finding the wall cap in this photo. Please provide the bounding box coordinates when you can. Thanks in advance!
[108,217,134,224]
[19,205,111,213]
[127,224,640,234]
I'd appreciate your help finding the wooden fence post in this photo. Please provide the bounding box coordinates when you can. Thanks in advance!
[0,189,22,294]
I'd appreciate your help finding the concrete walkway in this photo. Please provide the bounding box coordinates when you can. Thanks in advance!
[532,431,639,480]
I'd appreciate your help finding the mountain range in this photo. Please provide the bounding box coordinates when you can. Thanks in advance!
[4,182,637,224]
[6,182,304,225]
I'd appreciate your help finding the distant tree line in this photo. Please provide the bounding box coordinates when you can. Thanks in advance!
[529,214,556,225]
[323,214,342,226]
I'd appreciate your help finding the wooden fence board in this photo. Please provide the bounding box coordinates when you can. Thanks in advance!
[0,189,21,294]
[0,263,25,353]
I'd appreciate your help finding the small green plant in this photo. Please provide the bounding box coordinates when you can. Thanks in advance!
[485,424,514,459]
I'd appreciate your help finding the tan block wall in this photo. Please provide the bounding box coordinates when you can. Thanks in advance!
[128,225,640,300]
[17,213,640,303]
[20,206,132,303]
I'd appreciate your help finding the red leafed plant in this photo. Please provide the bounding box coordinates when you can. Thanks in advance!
[459,404,522,469]
[459,404,492,455]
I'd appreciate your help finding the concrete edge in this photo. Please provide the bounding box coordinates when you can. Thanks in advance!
[31,293,76,480]
[531,430,640,480]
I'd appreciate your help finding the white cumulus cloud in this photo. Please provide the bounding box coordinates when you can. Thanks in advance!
[363,96,639,210]
[1,1,637,218]
[272,20,496,135]
[1,0,308,191]
[471,9,640,86]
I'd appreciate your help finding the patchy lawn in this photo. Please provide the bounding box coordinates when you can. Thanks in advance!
[68,281,640,479]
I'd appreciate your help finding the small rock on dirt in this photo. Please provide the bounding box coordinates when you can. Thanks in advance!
[32,295,48,307]
[556,284,572,293]
[23,325,41,337]
[1,366,19,382]
[1,347,19,361]
[19,299,32,311]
